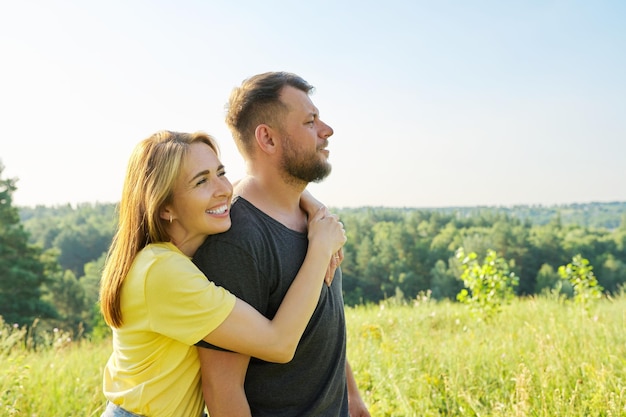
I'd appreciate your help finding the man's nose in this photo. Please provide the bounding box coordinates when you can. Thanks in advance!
[319,120,334,139]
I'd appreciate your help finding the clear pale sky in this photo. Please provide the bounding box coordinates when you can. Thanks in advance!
[1,1,625,208]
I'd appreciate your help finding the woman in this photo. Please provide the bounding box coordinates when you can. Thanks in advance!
[99,131,345,417]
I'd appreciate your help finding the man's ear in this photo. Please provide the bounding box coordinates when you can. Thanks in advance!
[254,124,277,155]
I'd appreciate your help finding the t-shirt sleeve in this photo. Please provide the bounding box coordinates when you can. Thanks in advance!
[144,250,236,346]
[193,238,268,349]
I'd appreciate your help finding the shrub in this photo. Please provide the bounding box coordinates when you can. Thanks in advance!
[455,248,519,320]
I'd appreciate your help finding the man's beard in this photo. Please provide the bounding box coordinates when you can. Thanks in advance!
[279,136,332,185]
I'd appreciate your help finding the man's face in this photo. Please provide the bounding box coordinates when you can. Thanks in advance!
[277,86,334,184]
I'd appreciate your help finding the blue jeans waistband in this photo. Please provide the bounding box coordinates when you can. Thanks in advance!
[101,402,145,417]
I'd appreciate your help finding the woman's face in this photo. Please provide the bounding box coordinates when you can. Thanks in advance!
[168,142,233,246]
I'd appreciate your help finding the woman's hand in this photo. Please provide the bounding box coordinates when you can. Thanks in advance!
[307,207,346,268]
[325,247,344,286]
[301,190,346,286]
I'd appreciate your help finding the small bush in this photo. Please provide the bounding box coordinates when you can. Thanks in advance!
[455,248,519,320]
[558,254,603,311]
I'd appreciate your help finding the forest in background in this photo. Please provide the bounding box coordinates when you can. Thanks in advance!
[2,162,626,338]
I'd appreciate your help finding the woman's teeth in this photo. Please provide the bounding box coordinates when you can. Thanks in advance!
[206,205,228,215]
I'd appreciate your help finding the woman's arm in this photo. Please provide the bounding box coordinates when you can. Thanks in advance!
[300,188,324,217]
[201,206,345,363]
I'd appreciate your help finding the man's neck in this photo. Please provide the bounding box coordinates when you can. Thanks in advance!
[235,175,308,233]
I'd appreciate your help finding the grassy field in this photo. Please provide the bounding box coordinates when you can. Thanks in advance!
[2,295,626,416]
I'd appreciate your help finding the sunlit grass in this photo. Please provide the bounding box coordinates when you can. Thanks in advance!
[1,328,109,416]
[346,294,626,416]
[2,294,626,416]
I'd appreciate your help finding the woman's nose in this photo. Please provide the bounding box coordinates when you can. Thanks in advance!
[216,178,233,197]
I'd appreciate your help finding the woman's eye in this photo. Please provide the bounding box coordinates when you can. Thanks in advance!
[195,177,208,186]
[218,170,227,177]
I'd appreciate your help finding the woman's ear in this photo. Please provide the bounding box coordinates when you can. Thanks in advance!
[160,206,174,223]
[254,124,277,155]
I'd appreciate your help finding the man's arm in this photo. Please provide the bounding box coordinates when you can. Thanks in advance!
[193,234,262,416]
[346,360,371,417]
[198,348,252,417]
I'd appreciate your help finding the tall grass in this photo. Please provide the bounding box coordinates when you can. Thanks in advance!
[346,294,626,416]
[2,294,626,416]
[1,324,109,416]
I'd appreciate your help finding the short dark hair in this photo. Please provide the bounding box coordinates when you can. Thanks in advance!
[226,71,314,157]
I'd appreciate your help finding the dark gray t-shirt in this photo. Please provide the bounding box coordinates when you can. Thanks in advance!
[193,197,348,417]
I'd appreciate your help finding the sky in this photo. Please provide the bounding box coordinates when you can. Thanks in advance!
[1,1,625,209]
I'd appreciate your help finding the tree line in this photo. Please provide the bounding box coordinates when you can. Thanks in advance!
[337,205,626,305]
[1,163,625,337]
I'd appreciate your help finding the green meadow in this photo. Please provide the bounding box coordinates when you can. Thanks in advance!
[2,295,625,416]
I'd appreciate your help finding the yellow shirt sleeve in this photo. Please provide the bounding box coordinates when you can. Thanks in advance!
[126,242,236,345]
[106,243,237,417]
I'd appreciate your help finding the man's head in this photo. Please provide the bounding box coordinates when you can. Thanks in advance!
[226,71,334,184]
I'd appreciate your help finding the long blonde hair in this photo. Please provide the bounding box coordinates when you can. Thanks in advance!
[100,131,219,328]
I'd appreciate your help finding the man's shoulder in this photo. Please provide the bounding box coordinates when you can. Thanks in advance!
[230,196,261,221]
[199,198,267,251]
[220,197,268,235]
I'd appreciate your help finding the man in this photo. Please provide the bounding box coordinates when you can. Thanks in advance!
[193,72,370,417]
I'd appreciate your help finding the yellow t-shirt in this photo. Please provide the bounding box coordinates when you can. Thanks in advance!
[103,242,236,417]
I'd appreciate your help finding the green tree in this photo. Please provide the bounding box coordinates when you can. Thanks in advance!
[430,259,462,300]
[525,220,565,294]
[0,163,55,325]
[21,203,116,276]
[41,269,86,335]
[79,253,108,337]
[428,221,457,264]
[611,215,626,261]
[558,254,604,310]
[456,247,519,320]
[597,254,626,294]
[534,263,561,294]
